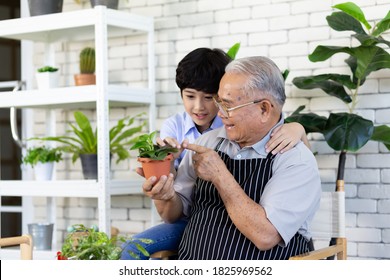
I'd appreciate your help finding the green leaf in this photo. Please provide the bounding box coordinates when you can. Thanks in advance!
[352,46,390,80]
[323,113,374,151]
[285,108,327,134]
[371,125,390,150]
[292,75,353,103]
[353,34,390,47]
[372,11,390,36]
[333,2,371,30]
[227,42,240,60]
[282,69,289,81]
[74,111,96,152]
[309,45,390,81]
[327,11,367,35]
[309,45,352,62]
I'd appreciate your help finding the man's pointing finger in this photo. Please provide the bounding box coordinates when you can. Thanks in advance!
[185,143,209,153]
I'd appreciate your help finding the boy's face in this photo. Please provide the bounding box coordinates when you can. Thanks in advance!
[182,88,219,133]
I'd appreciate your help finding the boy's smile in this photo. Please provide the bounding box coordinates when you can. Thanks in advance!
[182,88,219,133]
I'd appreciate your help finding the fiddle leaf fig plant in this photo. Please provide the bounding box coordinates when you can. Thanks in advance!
[286,2,390,179]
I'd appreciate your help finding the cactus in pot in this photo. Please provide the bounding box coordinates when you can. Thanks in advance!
[74,47,96,85]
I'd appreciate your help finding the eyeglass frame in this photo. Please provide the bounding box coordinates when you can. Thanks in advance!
[213,96,273,117]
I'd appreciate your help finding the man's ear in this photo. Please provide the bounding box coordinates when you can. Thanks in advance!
[260,100,272,114]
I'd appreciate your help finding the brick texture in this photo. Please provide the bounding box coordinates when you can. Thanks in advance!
[28,0,390,259]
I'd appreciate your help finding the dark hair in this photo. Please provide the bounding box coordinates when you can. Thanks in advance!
[176,48,232,95]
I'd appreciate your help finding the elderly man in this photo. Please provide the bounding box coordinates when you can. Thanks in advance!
[143,56,321,260]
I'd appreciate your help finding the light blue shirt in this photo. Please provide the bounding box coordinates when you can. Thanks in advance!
[159,111,223,168]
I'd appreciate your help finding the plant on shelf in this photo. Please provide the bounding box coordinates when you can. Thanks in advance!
[28,0,64,17]
[130,131,178,179]
[37,66,59,73]
[35,111,146,179]
[22,145,63,181]
[286,2,390,181]
[36,65,59,89]
[74,0,120,10]
[74,47,96,86]
[57,224,151,260]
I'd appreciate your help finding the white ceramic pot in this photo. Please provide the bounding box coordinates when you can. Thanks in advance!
[36,71,59,89]
[34,162,54,181]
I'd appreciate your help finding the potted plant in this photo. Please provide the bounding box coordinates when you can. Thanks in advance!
[35,111,145,179]
[28,0,63,17]
[22,145,63,181]
[36,66,59,89]
[74,0,120,10]
[74,47,96,86]
[285,2,390,257]
[286,2,390,179]
[57,224,151,260]
[130,131,178,179]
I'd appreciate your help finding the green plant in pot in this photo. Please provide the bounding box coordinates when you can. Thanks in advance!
[74,47,95,86]
[35,111,146,179]
[286,2,390,178]
[57,224,151,260]
[22,145,62,181]
[130,131,178,179]
[285,2,390,258]
[74,0,120,10]
[36,65,59,89]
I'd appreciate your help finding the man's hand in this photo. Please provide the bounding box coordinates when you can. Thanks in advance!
[184,143,227,182]
[141,174,176,201]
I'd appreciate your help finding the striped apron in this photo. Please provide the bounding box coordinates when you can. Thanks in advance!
[178,139,310,260]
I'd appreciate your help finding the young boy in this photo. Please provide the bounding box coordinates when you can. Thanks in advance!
[120,48,307,259]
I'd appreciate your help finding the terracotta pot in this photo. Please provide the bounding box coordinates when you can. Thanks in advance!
[138,154,173,180]
[74,73,96,86]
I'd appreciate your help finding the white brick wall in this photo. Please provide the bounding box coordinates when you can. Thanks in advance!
[29,0,390,259]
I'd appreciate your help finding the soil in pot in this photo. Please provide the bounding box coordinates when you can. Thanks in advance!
[138,154,173,180]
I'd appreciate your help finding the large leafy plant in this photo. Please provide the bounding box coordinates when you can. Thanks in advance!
[37,111,145,164]
[58,224,151,260]
[286,2,390,180]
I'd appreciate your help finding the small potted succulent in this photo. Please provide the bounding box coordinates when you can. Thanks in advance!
[74,47,96,86]
[36,66,59,89]
[57,224,151,260]
[22,145,63,181]
[130,131,178,179]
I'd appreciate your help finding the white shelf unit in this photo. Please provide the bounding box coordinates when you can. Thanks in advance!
[0,6,155,259]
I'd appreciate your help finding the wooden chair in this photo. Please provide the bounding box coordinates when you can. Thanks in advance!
[0,234,33,260]
[289,179,347,260]
[150,180,347,260]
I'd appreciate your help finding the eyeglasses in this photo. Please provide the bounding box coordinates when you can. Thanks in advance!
[213,96,273,117]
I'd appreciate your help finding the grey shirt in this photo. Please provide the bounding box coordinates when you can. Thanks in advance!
[173,118,321,246]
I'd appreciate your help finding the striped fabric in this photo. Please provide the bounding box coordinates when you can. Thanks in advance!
[179,139,310,260]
